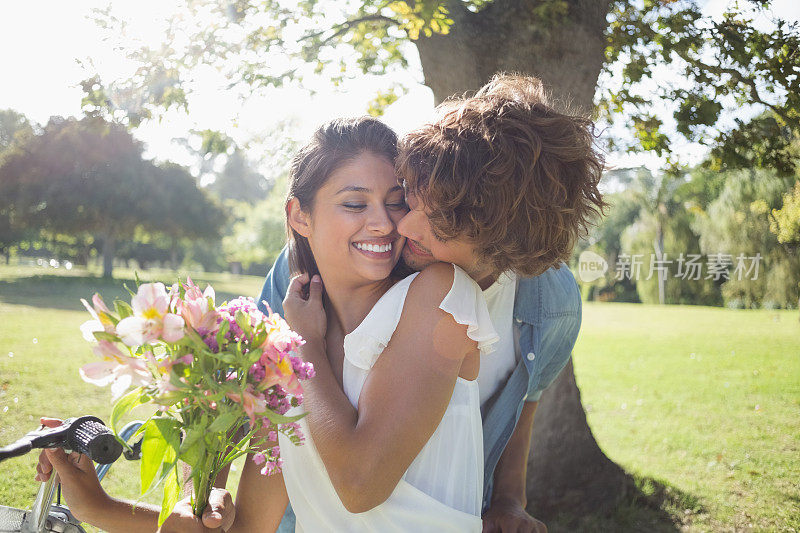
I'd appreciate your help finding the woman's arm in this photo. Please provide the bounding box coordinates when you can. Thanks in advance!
[35,418,233,533]
[284,263,477,513]
[227,429,289,533]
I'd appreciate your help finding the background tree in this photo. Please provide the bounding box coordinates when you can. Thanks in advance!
[0,110,36,263]
[86,0,800,518]
[206,149,270,204]
[0,109,34,153]
[0,116,223,277]
[691,169,798,308]
[222,175,288,274]
[770,180,800,316]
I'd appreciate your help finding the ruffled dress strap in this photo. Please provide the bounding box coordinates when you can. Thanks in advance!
[343,265,499,373]
[343,273,419,371]
[439,264,499,356]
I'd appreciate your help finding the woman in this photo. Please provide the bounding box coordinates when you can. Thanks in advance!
[36,116,496,533]
[229,116,497,532]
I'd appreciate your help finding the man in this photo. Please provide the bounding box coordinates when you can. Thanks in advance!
[257,73,605,532]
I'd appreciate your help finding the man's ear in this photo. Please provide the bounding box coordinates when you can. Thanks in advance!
[287,197,312,238]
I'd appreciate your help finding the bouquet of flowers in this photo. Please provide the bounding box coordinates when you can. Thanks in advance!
[78,278,313,525]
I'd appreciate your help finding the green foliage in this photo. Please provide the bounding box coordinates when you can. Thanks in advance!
[691,169,798,308]
[83,0,799,178]
[577,165,798,308]
[206,149,269,204]
[770,181,800,245]
[0,109,34,153]
[367,85,406,116]
[602,0,800,168]
[221,176,288,270]
[0,116,225,277]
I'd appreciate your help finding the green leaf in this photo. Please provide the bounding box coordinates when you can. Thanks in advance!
[158,462,182,528]
[110,387,148,435]
[114,300,133,319]
[179,427,207,469]
[139,417,180,495]
[216,318,230,348]
[262,408,306,425]
[92,331,121,343]
[207,411,239,433]
[235,309,250,335]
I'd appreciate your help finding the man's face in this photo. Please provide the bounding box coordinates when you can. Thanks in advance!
[396,188,483,276]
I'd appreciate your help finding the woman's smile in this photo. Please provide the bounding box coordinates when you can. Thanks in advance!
[352,238,398,259]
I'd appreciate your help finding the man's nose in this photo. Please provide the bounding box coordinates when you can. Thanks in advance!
[396,210,416,239]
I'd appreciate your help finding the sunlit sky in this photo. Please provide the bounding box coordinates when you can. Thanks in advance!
[1,0,798,177]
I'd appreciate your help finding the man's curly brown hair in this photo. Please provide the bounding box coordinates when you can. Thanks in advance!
[396,73,607,277]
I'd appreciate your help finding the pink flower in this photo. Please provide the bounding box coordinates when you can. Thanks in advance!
[80,341,152,400]
[146,352,194,374]
[177,282,218,335]
[226,385,267,426]
[80,294,116,341]
[252,452,266,465]
[131,283,169,318]
[116,283,185,346]
[260,457,283,476]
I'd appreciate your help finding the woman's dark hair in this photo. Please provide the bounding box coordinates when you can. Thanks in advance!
[286,116,401,279]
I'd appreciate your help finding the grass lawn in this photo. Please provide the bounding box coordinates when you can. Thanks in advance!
[1,264,798,531]
[573,302,800,532]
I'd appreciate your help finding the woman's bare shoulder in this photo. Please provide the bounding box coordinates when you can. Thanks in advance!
[405,262,456,305]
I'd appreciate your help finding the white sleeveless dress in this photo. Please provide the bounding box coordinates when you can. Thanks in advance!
[279,265,499,532]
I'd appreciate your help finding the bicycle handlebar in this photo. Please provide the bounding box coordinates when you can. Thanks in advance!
[0,416,122,464]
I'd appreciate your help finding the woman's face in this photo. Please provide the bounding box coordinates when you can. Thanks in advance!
[292,151,407,286]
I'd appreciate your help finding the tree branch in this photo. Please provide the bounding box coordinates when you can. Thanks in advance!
[691,59,793,124]
[301,13,401,46]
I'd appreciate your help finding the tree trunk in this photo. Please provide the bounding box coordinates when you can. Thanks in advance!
[655,220,666,305]
[528,359,628,519]
[101,232,115,278]
[171,237,179,270]
[413,0,628,519]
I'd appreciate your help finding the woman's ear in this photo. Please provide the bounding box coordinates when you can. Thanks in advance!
[287,197,312,238]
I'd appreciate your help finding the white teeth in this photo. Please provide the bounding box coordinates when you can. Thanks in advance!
[355,242,392,253]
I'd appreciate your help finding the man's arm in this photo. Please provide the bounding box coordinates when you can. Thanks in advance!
[484,267,582,532]
[482,402,546,533]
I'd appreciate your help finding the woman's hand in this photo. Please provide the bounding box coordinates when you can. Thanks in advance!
[162,489,236,532]
[34,417,108,522]
[283,273,326,346]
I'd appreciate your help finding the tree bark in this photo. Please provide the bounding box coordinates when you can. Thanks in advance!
[527,359,628,519]
[414,0,610,111]
[413,0,628,519]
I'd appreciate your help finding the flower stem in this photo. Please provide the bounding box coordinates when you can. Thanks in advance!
[192,453,216,518]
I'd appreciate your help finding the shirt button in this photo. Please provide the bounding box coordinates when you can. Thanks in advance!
[526,352,535,361]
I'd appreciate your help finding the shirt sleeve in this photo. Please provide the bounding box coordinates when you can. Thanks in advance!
[524,267,582,402]
[257,245,291,317]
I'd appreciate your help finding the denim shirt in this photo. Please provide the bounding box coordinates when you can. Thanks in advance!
[257,247,581,518]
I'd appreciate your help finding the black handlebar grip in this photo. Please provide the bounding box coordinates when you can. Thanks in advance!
[66,417,123,465]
